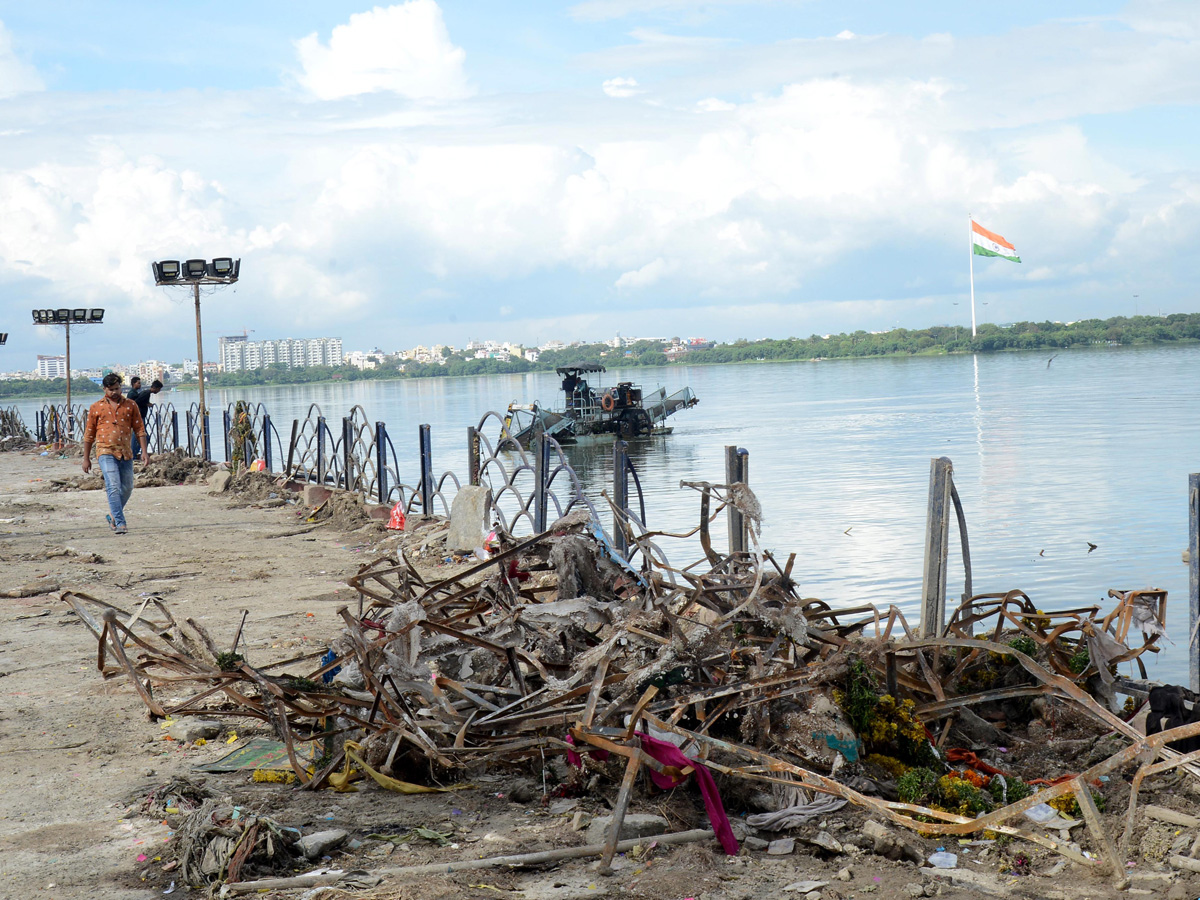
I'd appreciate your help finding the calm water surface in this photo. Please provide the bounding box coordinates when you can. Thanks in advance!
[17,345,1198,682]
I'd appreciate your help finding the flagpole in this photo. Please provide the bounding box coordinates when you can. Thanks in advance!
[968,214,977,338]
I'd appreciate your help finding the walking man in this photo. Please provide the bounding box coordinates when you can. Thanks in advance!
[83,373,149,534]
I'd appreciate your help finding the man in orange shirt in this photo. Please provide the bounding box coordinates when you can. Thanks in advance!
[83,373,149,535]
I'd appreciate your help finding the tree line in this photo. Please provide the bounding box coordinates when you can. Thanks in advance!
[4,313,1198,399]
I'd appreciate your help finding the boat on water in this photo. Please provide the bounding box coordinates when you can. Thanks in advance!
[503,364,699,446]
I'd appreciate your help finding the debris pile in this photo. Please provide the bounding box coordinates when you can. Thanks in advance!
[137,448,218,487]
[64,480,1199,884]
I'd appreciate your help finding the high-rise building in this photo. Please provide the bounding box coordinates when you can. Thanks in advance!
[37,355,67,379]
[216,336,344,373]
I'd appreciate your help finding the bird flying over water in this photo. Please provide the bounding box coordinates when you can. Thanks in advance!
[1087,542,1098,553]
[1047,355,1057,368]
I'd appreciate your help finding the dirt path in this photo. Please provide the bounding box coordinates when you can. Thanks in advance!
[0,449,363,899]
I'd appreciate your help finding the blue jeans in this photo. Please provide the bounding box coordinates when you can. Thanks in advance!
[131,432,141,461]
[98,454,135,528]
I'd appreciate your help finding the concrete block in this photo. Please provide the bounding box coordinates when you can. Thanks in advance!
[366,503,391,522]
[303,484,332,507]
[167,718,222,742]
[208,470,232,493]
[298,829,349,860]
[585,813,669,845]
[447,486,491,552]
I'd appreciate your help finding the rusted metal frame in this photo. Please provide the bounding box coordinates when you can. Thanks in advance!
[98,611,168,717]
[581,658,612,728]
[1074,781,1121,876]
[377,674,454,764]
[485,671,626,726]
[414,528,556,605]
[906,637,1142,742]
[916,683,1057,718]
[893,617,946,702]
[1118,741,1200,860]
[437,677,502,712]
[646,669,816,716]
[622,686,660,740]
[474,685,552,726]
[477,706,590,735]
[416,619,547,679]
[98,611,219,679]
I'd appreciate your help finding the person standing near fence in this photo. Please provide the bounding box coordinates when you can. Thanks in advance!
[126,378,162,460]
[82,373,149,535]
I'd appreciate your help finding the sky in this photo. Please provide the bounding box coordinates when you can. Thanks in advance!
[1,0,1199,369]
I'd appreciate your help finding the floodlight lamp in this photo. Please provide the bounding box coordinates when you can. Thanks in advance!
[210,257,234,277]
[72,308,87,322]
[55,308,70,323]
[184,259,208,278]
[154,260,181,282]
[89,308,105,322]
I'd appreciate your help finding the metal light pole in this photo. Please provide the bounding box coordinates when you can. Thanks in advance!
[31,308,104,443]
[192,281,207,441]
[152,258,240,459]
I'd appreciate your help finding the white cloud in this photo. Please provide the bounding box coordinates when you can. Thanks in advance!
[603,76,642,98]
[2,4,1200,360]
[616,257,676,288]
[0,21,43,99]
[294,1,472,102]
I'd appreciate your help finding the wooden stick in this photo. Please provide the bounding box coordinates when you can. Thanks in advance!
[376,828,715,878]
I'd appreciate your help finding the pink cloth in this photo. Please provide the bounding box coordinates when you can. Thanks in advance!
[566,732,739,855]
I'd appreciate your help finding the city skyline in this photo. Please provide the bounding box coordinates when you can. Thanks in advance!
[2,2,1199,370]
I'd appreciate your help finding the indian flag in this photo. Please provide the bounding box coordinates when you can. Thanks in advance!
[971,220,1020,263]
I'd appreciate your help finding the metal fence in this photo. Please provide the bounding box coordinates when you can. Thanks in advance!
[5,399,627,545]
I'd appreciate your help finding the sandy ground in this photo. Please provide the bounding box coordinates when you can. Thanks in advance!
[0,447,1195,900]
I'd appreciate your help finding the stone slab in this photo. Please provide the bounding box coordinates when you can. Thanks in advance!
[447,485,491,552]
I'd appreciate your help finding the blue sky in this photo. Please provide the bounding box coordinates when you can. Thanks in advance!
[1,1,1199,368]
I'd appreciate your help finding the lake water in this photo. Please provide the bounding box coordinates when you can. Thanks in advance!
[12,345,1198,683]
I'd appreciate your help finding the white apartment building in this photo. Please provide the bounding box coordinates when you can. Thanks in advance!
[219,336,343,373]
[37,355,66,379]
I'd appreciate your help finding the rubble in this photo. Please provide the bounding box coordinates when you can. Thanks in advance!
[61,478,1200,889]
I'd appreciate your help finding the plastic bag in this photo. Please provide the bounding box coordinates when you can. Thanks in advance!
[250,458,266,472]
[386,502,406,530]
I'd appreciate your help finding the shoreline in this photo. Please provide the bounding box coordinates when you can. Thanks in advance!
[16,338,1188,400]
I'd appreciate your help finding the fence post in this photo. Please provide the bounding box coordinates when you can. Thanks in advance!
[286,419,299,478]
[612,439,629,559]
[534,434,550,533]
[725,445,748,554]
[262,413,272,472]
[376,422,388,504]
[1190,473,1200,692]
[35,410,42,442]
[342,417,354,492]
[419,424,433,515]
[171,411,179,451]
[202,411,211,462]
[467,426,480,486]
[222,409,232,464]
[316,417,326,485]
[920,457,954,639]
[186,409,194,456]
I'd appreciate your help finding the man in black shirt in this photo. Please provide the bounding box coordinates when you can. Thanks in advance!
[126,378,163,460]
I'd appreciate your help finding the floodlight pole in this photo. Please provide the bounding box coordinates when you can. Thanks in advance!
[193,281,208,457]
[64,319,73,438]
